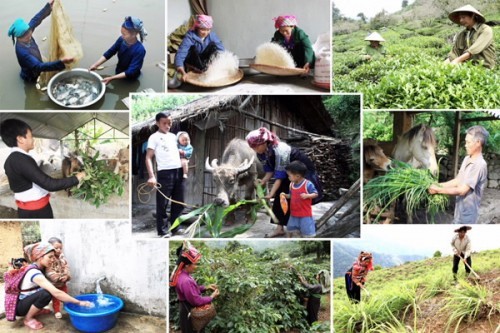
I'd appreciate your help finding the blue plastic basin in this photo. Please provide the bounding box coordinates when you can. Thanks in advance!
[64,294,124,333]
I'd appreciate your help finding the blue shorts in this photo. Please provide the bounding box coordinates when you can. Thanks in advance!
[287,216,316,237]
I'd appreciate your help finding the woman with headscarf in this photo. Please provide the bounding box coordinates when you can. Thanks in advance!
[8,242,91,330]
[246,127,323,238]
[169,241,219,333]
[89,16,147,84]
[175,15,225,82]
[271,15,315,73]
[7,0,74,82]
[297,270,330,325]
[344,251,374,303]
[451,226,472,281]
[445,5,495,69]
[362,32,386,61]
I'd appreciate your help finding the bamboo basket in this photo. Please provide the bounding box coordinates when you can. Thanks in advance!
[190,303,216,331]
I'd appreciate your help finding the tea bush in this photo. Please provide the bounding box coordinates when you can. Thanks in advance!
[333,20,500,109]
[169,242,331,333]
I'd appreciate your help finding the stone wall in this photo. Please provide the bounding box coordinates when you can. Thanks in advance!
[438,153,500,189]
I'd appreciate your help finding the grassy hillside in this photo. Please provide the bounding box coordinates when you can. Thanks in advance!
[333,0,500,109]
[333,248,500,332]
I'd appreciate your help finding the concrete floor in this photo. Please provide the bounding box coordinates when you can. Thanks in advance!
[0,283,165,333]
[0,312,165,333]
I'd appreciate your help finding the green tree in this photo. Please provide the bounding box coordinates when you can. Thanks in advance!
[402,0,409,8]
[433,251,442,258]
[357,13,367,23]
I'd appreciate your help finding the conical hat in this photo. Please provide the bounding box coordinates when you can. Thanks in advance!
[449,5,485,24]
[364,32,385,42]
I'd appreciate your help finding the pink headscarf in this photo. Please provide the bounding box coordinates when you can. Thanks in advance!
[246,127,280,148]
[192,15,213,30]
[169,241,202,287]
[24,242,54,262]
[273,15,298,29]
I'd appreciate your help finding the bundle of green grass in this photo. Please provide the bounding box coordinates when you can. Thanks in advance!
[364,161,448,223]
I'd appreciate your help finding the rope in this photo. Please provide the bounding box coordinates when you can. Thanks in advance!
[136,182,198,208]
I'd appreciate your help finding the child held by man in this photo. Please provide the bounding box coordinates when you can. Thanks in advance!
[281,161,318,237]
[177,132,193,179]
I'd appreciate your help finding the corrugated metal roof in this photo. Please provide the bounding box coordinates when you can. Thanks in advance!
[0,112,129,140]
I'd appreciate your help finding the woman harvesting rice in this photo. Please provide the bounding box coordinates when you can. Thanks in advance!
[271,15,315,73]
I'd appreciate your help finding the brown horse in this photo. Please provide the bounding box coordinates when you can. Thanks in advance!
[363,139,391,184]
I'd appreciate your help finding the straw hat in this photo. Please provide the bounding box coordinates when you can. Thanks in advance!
[449,5,485,24]
[454,226,472,233]
[364,32,385,42]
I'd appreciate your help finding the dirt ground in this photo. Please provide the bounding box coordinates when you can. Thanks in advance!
[133,199,359,239]
[405,270,500,333]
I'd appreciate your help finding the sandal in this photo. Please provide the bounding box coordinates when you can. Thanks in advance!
[24,318,44,330]
[55,312,62,319]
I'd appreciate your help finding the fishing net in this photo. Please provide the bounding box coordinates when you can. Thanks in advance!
[39,0,83,85]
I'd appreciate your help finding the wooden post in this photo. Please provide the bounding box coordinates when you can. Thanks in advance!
[193,127,206,206]
[453,112,462,177]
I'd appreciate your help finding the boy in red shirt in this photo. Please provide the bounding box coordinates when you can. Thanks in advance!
[281,161,318,237]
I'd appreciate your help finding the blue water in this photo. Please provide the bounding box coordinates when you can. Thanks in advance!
[66,294,120,314]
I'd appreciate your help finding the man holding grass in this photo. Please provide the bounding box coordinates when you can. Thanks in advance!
[428,125,488,224]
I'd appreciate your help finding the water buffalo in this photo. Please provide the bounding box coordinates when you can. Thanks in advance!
[205,138,263,207]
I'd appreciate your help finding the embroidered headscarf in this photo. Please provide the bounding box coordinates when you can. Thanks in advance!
[246,127,280,148]
[169,241,202,287]
[357,251,374,271]
[24,242,55,262]
[123,16,147,42]
[192,15,213,30]
[8,19,30,45]
[273,15,298,29]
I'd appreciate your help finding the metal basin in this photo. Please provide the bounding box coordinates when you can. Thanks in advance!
[47,68,106,109]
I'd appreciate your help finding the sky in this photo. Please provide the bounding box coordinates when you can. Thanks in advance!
[333,0,417,19]
[335,225,499,257]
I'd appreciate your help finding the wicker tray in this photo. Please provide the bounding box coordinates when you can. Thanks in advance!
[249,63,307,76]
[184,69,244,88]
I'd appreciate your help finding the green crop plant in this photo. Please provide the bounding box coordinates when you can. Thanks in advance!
[334,298,396,332]
[169,241,330,333]
[364,161,448,223]
[170,183,276,238]
[443,280,499,333]
[70,151,125,208]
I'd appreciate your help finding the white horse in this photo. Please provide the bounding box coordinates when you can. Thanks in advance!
[392,124,438,176]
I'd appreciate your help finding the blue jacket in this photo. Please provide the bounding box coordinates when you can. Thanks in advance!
[178,144,193,159]
[15,3,65,82]
[174,30,224,68]
[103,37,146,79]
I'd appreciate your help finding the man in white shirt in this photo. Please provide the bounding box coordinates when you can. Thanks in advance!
[451,226,472,281]
[145,112,184,237]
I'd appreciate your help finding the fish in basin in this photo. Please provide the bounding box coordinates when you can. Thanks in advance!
[52,77,101,106]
